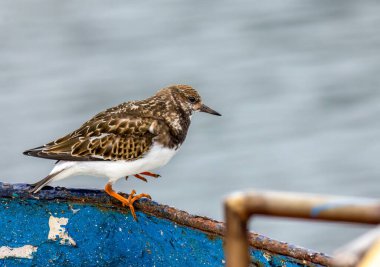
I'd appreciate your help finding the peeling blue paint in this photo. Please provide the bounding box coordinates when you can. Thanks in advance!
[310,198,378,217]
[0,184,327,266]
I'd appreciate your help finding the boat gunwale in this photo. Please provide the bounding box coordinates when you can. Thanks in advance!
[0,182,331,266]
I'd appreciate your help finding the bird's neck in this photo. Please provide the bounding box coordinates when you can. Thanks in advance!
[164,107,191,148]
[152,94,191,147]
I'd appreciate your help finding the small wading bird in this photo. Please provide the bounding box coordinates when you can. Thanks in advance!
[24,85,221,220]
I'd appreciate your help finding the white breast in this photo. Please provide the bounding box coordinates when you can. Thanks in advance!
[50,143,179,183]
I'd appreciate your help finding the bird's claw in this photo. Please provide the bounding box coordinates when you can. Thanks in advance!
[121,190,151,220]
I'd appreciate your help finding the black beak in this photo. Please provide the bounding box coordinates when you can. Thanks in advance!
[200,104,222,116]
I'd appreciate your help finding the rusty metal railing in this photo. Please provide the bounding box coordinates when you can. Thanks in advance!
[334,225,380,267]
[224,190,380,267]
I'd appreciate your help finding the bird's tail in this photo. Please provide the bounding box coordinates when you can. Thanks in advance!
[29,169,65,194]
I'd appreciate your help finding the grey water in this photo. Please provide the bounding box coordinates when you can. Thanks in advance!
[1,0,380,254]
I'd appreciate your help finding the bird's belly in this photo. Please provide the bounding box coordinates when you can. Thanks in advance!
[56,144,178,182]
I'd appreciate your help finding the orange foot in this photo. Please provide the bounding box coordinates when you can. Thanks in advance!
[125,172,161,183]
[105,183,151,221]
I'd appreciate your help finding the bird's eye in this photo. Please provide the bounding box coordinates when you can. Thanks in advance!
[188,96,196,103]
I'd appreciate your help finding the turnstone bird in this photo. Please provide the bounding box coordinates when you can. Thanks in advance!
[24,85,221,220]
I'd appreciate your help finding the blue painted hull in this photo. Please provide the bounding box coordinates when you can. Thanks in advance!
[0,183,330,266]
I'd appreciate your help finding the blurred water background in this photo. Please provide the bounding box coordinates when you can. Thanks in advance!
[1,0,380,254]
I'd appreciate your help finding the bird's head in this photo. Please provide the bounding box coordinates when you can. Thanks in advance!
[159,84,221,117]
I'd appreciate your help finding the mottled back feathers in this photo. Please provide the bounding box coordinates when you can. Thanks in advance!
[24,85,196,161]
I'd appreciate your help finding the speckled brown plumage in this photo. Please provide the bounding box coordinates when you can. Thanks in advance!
[24,85,220,162]
[24,84,221,221]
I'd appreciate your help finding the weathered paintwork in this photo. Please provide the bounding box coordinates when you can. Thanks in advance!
[0,183,329,266]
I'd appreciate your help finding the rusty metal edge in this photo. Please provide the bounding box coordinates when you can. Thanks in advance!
[0,182,332,266]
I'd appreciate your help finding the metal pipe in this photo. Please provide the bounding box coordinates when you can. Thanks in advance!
[358,239,380,267]
[224,190,380,267]
[224,194,250,267]
[334,226,380,267]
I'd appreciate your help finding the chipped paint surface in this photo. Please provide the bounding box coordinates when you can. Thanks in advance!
[263,252,272,262]
[48,215,76,246]
[0,183,329,266]
[0,198,325,267]
[0,245,37,259]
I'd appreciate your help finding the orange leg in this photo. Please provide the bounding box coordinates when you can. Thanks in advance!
[133,174,148,182]
[140,172,161,178]
[125,172,161,183]
[104,183,151,221]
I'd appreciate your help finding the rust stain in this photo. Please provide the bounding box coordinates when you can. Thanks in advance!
[0,183,332,266]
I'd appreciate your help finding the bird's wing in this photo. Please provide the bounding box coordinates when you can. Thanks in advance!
[23,112,168,161]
